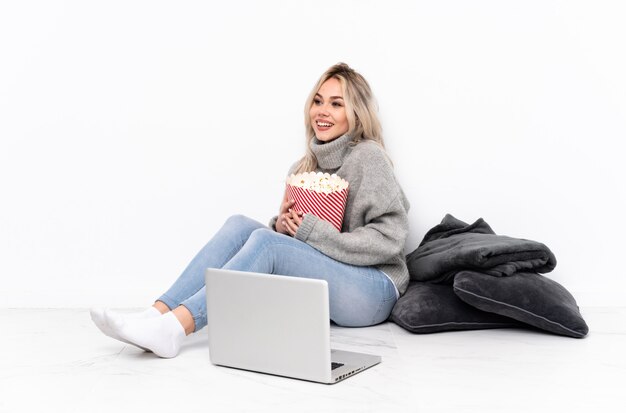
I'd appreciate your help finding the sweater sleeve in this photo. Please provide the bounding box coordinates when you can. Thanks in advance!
[295,196,409,266]
[294,147,410,266]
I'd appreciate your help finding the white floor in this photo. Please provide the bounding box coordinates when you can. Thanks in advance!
[1,308,625,413]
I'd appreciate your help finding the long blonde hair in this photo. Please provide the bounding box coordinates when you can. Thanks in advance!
[294,63,386,173]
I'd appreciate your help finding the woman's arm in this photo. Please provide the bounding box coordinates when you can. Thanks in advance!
[294,192,409,266]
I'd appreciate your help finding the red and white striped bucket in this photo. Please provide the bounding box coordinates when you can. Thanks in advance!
[286,184,349,232]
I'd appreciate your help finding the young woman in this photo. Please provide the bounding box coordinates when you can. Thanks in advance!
[91,63,410,358]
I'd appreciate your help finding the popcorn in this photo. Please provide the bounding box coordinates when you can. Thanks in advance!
[286,171,349,194]
[285,172,349,231]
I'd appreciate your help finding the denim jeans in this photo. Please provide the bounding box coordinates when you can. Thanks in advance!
[157,214,398,332]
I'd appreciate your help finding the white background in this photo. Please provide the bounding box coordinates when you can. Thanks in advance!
[1,0,624,308]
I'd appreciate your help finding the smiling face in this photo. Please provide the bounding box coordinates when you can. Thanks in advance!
[309,77,350,143]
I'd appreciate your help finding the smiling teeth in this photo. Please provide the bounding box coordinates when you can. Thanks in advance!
[317,122,333,127]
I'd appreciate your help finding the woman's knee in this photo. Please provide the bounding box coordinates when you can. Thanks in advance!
[224,228,287,273]
[246,228,283,247]
[225,214,255,228]
[222,214,265,235]
[240,228,290,263]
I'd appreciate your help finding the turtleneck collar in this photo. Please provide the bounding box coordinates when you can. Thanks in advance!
[310,133,353,170]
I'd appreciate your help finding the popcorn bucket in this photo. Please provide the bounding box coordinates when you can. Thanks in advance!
[286,172,349,232]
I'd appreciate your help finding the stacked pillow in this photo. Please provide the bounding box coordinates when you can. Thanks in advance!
[390,281,521,334]
[391,215,589,338]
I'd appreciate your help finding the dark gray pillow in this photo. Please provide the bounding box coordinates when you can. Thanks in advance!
[390,282,520,333]
[453,271,589,338]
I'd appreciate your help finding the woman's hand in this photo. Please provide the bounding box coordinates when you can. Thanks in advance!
[283,208,303,237]
[275,196,303,236]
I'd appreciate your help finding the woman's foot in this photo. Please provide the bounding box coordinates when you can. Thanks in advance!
[105,310,186,358]
[90,307,161,349]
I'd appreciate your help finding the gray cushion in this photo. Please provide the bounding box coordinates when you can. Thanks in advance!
[453,271,589,338]
[406,214,557,284]
[390,282,520,333]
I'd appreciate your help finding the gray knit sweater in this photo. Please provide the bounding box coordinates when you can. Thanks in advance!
[270,133,411,295]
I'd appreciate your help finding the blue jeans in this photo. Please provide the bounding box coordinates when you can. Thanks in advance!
[157,215,397,332]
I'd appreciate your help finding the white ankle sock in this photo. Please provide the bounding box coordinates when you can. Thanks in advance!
[90,306,161,348]
[105,310,186,358]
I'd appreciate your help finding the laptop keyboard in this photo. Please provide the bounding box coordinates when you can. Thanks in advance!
[331,362,344,370]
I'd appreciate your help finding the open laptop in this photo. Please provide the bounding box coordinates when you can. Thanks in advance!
[205,268,381,384]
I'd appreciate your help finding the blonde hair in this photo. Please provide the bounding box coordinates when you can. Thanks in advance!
[294,63,386,174]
